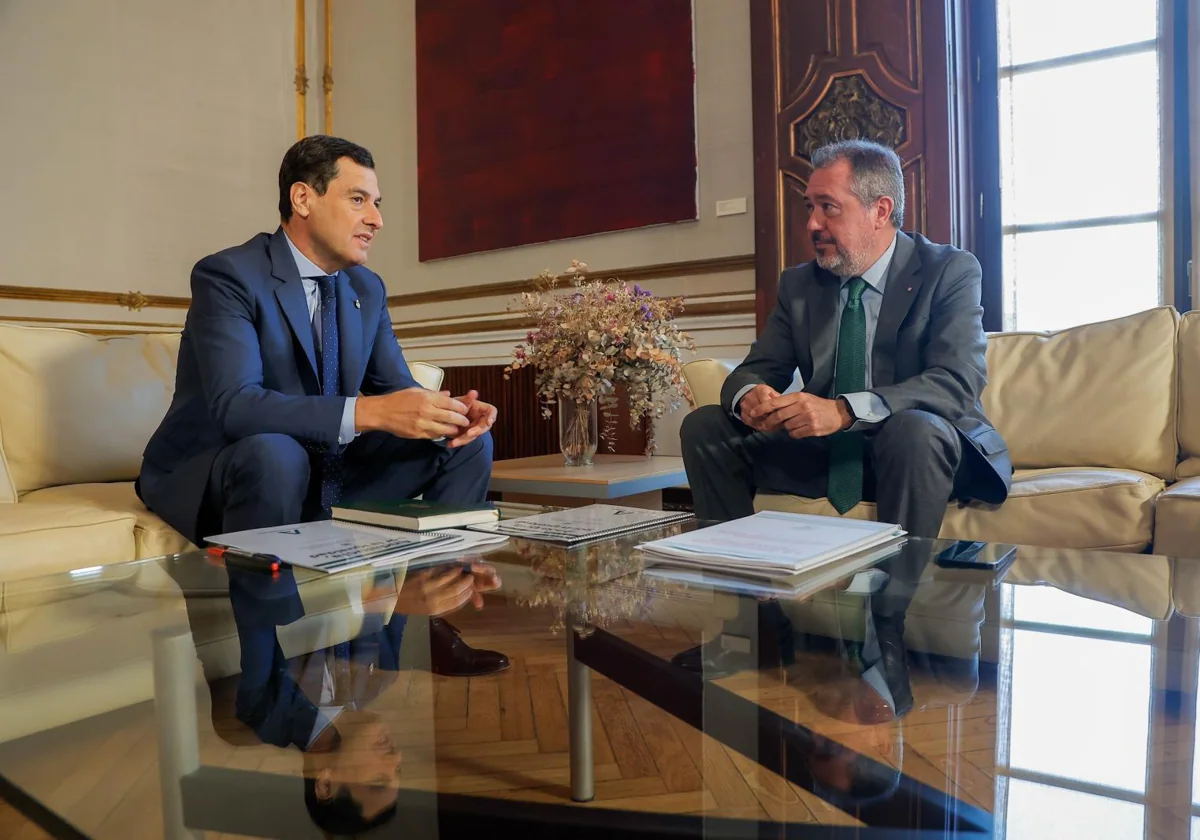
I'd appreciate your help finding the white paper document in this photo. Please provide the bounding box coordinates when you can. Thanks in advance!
[643,537,906,595]
[207,520,506,575]
[468,504,694,544]
[375,528,510,567]
[637,511,905,579]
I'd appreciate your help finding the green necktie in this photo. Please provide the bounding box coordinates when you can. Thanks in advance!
[827,277,867,514]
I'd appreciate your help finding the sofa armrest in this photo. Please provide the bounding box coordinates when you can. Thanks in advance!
[682,359,736,408]
[409,361,445,391]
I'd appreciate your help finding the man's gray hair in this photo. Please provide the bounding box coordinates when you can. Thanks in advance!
[810,140,904,229]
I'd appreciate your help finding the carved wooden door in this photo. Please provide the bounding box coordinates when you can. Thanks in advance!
[750,0,960,325]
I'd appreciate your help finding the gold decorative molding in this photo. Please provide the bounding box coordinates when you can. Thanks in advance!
[0,255,753,316]
[0,284,189,309]
[385,254,756,308]
[791,72,907,161]
[116,291,150,311]
[0,315,183,329]
[389,291,751,331]
[294,0,308,139]
[391,299,753,341]
[0,299,750,342]
[323,0,334,133]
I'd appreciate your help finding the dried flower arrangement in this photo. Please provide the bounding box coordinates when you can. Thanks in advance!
[504,260,695,455]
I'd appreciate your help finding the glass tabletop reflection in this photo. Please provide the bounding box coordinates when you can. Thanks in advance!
[0,518,1194,840]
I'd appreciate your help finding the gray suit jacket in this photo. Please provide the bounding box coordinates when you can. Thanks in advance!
[722,231,1011,505]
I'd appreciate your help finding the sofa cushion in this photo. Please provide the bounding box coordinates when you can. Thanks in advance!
[981,306,1179,480]
[183,573,401,681]
[781,571,986,662]
[0,503,136,579]
[21,482,192,559]
[1151,477,1200,558]
[0,561,190,742]
[753,467,1162,552]
[0,325,180,494]
[1173,557,1200,617]
[1005,549,1173,620]
[1175,312,1200,478]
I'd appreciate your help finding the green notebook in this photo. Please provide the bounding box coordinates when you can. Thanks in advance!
[331,499,499,531]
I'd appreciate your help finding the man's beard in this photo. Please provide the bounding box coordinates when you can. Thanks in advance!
[814,237,869,278]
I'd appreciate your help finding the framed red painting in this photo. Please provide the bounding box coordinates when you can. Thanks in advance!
[415,0,698,261]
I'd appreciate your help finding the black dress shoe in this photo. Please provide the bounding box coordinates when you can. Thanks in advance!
[429,617,510,677]
[875,620,913,717]
[670,642,752,679]
[670,632,795,679]
[672,601,796,679]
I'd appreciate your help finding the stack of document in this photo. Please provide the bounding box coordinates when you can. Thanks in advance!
[468,504,694,546]
[207,520,508,575]
[637,511,906,580]
[643,544,903,600]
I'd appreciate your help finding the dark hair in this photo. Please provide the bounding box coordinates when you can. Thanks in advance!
[278,135,375,221]
[304,777,396,837]
[810,139,905,228]
[812,751,902,810]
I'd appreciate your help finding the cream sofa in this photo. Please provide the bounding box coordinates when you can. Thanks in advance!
[0,323,444,742]
[0,323,445,574]
[683,305,1200,557]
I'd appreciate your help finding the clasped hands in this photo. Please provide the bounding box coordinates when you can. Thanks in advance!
[392,561,502,617]
[738,384,853,439]
[363,559,500,617]
[357,387,497,448]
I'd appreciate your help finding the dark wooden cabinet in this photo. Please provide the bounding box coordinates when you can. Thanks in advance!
[751,0,966,326]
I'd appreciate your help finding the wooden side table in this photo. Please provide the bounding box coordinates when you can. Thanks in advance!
[487,454,688,510]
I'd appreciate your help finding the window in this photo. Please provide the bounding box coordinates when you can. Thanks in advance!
[996,585,1164,839]
[994,0,1169,331]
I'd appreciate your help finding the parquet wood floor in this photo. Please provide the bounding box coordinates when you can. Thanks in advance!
[0,600,1013,839]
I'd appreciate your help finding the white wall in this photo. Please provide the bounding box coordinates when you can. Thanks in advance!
[0,0,294,320]
[0,0,754,432]
[329,0,758,449]
[332,0,756,294]
[330,0,757,388]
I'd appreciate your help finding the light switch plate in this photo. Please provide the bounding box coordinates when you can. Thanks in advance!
[715,197,748,217]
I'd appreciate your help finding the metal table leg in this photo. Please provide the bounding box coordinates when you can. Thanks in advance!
[152,626,203,840]
[567,625,595,802]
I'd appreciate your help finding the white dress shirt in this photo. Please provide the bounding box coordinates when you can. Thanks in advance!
[732,233,897,432]
[282,232,359,446]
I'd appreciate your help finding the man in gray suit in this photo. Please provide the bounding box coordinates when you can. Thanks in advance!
[681,140,1011,539]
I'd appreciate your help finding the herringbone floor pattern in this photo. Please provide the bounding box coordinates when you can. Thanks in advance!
[1,598,1009,839]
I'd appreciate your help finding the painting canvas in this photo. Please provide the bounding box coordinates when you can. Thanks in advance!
[415,0,698,261]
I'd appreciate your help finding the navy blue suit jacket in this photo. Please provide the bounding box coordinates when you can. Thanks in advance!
[139,227,420,545]
[225,568,407,751]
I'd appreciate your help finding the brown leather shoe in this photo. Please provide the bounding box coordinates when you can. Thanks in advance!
[429,617,510,677]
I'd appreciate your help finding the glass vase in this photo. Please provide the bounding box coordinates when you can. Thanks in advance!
[558,394,598,466]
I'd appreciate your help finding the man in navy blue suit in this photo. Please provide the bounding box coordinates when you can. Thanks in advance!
[140,135,507,676]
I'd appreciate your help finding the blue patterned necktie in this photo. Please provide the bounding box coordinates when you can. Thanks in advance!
[315,275,343,513]
[826,277,868,514]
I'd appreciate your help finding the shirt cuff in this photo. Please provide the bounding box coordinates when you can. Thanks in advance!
[840,391,891,430]
[306,706,345,750]
[338,397,359,446]
[730,383,757,420]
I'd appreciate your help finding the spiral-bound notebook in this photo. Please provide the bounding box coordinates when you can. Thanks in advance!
[467,504,694,545]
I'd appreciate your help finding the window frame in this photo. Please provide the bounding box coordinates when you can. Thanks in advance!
[967,0,1193,329]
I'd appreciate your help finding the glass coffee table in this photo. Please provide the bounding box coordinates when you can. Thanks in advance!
[0,519,1196,839]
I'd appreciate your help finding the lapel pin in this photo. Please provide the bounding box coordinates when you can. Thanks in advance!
[906,286,913,292]
[353,299,361,309]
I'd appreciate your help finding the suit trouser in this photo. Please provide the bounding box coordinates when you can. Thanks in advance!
[681,407,975,701]
[680,404,970,540]
[205,430,493,537]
